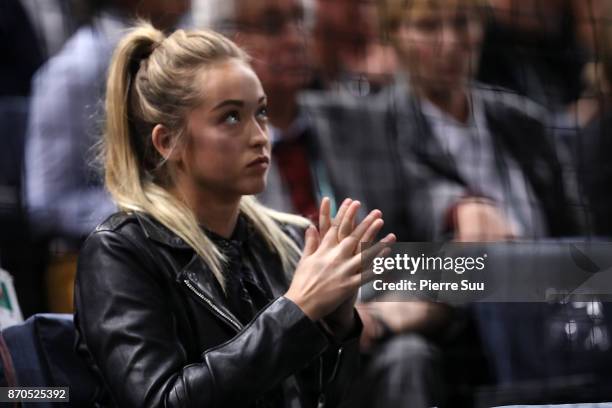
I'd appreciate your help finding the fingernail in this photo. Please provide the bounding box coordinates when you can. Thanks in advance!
[381,233,394,243]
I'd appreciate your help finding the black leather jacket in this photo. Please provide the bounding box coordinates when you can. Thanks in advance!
[74,211,361,407]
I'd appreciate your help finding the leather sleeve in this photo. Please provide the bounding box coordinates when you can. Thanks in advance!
[74,229,331,407]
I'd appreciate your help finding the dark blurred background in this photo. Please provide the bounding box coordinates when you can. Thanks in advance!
[2,0,612,406]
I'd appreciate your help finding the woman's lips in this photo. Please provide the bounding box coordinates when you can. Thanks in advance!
[247,156,270,170]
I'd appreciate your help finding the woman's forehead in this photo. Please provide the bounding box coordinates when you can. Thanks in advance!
[195,59,265,107]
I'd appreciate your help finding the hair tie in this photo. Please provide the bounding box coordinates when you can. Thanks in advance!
[129,39,162,80]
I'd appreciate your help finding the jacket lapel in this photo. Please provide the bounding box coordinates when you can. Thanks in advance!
[135,212,245,331]
[180,254,244,331]
[391,80,467,187]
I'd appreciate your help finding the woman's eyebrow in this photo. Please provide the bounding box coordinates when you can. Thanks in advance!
[212,96,267,111]
[212,100,244,111]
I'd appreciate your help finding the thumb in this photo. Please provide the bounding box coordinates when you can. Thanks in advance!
[302,225,320,257]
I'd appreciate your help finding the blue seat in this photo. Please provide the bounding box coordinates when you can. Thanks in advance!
[0,314,98,407]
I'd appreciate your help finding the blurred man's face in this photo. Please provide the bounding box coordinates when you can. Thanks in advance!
[236,0,311,95]
[115,0,191,29]
[393,0,483,92]
[315,0,377,43]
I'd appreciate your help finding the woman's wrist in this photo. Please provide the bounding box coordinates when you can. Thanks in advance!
[284,292,319,321]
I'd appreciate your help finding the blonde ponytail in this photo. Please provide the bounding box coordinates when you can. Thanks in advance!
[103,23,309,291]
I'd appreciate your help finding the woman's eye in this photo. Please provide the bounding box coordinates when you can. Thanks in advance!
[223,111,240,125]
[256,106,269,120]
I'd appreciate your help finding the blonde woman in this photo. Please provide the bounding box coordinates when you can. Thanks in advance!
[73,23,395,407]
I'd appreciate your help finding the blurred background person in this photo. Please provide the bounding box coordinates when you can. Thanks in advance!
[478,0,588,111]
[0,0,80,317]
[477,1,611,225]
[305,0,581,242]
[544,0,612,238]
[300,0,587,404]
[311,0,398,95]
[19,0,81,59]
[24,0,191,312]
[570,0,612,238]
[384,0,580,240]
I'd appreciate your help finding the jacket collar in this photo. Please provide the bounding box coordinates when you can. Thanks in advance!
[133,212,289,330]
[201,214,255,249]
[133,213,246,331]
[135,213,192,249]
[389,76,467,187]
[136,212,257,250]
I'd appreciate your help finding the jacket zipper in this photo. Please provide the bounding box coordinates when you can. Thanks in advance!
[183,279,243,332]
[317,345,345,408]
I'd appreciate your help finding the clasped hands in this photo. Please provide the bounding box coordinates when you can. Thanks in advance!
[285,197,396,340]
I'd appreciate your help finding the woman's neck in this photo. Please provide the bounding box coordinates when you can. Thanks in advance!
[195,200,241,239]
[171,183,241,239]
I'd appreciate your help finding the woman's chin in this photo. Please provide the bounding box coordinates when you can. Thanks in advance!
[240,178,268,196]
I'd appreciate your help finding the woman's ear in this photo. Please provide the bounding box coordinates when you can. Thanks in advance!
[151,124,178,161]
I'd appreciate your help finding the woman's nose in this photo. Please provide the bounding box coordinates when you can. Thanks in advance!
[249,119,269,147]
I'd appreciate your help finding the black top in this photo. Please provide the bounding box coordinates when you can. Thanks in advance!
[203,216,274,325]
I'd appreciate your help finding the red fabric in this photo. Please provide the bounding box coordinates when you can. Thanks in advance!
[273,138,318,221]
